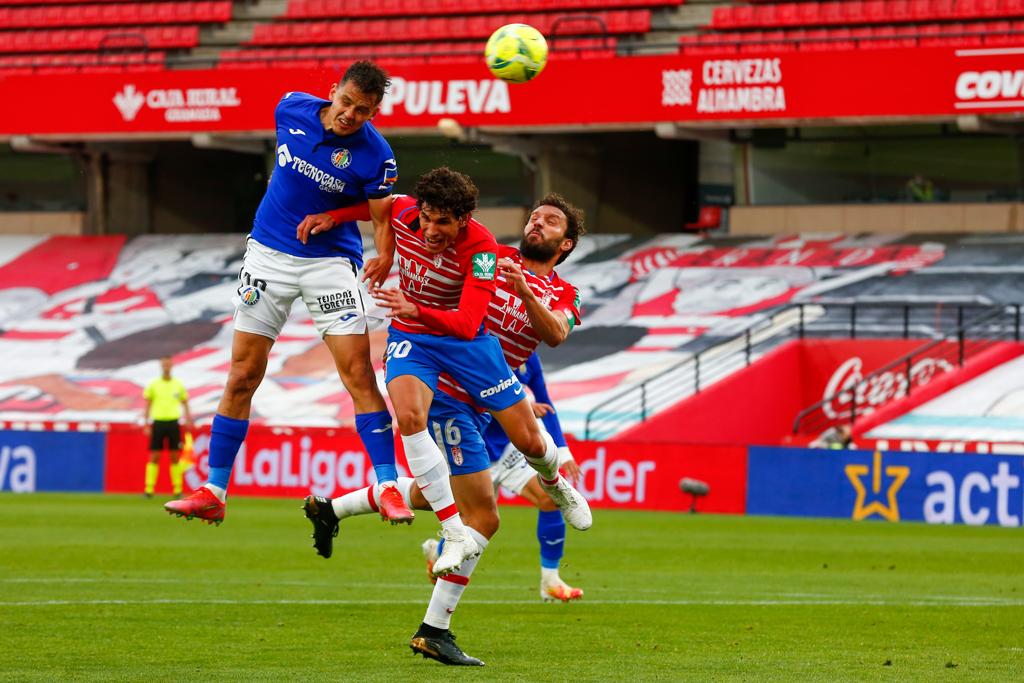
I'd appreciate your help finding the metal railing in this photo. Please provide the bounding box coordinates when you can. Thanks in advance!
[582,300,1014,441]
[792,303,1022,437]
[582,305,816,440]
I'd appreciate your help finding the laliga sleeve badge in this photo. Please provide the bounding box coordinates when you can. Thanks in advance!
[238,285,261,306]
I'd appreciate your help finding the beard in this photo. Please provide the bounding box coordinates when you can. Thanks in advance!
[519,233,560,262]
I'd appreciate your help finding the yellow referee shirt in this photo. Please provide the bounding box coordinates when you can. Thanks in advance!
[144,378,188,421]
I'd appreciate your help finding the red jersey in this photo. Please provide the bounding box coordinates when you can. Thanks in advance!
[388,195,499,340]
[438,244,582,404]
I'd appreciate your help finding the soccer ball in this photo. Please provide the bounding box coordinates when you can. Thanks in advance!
[484,23,548,84]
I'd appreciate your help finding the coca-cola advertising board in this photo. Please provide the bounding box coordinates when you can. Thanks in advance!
[2,46,1023,136]
[799,339,957,423]
[104,424,748,513]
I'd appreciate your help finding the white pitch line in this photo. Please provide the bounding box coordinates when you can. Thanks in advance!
[1,598,1021,607]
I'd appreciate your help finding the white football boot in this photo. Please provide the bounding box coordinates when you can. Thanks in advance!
[430,526,480,577]
[541,475,593,531]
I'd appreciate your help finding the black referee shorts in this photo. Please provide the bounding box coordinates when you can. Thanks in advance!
[150,420,182,451]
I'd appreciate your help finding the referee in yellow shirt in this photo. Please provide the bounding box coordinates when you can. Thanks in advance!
[143,356,193,498]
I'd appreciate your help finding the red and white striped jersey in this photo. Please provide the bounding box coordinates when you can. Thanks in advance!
[388,195,498,337]
[487,244,581,367]
[438,244,581,405]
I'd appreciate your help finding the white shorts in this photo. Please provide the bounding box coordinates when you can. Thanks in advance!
[489,443,537,496]
[233,239,369,339]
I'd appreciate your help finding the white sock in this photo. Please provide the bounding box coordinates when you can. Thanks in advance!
[541,567,560,584]
[402,430,465,532]
[203,483,226,502]
[424,527,488,630]
[332,485,378,519]
[523,430,560,483]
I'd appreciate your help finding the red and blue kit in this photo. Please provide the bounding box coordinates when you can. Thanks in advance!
[384,195,525,421]
[429,245,582,476]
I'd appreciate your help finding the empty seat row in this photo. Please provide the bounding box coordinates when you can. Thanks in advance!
[251,10,649,45]
[712,0,1024,29]
[286,0,678,19]
[682,20,1024,52]
[0,25,199,52]
[0,50,165,74]
[0,2,230,29]
[222,36,615,63]
[218,47,615,70]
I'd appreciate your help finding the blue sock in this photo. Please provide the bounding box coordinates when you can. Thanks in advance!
[537,509,566,569]
[206,414,249,491]
[356,410,397,484]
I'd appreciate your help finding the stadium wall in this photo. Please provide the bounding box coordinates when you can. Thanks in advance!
[730,203,1024,234]
[6,424,1021,526]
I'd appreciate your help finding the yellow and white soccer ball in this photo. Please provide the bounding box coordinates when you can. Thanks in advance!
[484,23,548,84]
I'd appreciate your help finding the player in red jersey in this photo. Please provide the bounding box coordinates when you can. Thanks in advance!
[305,191,589,665]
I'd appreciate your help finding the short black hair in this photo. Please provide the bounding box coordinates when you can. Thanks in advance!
[415,167,479,219]
[535,193,586,265]
[341,61,390,105]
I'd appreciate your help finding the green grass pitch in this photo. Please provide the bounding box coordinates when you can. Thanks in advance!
[1,494,1022,681]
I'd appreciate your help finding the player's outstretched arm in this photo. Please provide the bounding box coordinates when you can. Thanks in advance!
[296,203,372,244]
[362,196,395,286]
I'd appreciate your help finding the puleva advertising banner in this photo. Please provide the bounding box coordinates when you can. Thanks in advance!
[748,446,1024,527]
[0,429,105,493]
[2,46,1023,136]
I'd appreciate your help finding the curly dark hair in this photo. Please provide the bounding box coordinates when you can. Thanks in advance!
[341,61,390,105]
[535,193,586,265]
[414,167,479,220]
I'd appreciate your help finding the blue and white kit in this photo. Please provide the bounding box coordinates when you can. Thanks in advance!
[235,91,398,339]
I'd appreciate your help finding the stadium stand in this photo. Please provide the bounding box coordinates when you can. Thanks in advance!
[681,0,1024,53]
[3,231,1022,453]
[0,0,683,73]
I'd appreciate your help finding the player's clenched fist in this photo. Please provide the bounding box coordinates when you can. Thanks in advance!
[498,257,530,296]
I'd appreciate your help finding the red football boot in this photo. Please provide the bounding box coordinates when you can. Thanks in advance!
[377,484,414,525]
[164,487,225,525]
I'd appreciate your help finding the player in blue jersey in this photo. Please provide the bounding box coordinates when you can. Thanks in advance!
[166,61,413,525]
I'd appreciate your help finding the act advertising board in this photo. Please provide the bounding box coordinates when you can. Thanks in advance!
[748,446,1024,527]
[1,46,1023,136]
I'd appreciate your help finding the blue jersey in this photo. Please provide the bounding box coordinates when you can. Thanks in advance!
[483,352,568,462]
[251,91,398,262]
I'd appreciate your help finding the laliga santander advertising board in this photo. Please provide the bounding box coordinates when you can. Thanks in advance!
[102,424,747,513]
[2,46,1024,135]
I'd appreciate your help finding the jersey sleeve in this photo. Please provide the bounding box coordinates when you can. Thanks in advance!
[414,227,498,340]
[177,381,189,402]
[520,354,568,448]
[142,381,154,401]
[364,150,398,200]
[552,277,582,331]
[326,202,371,225]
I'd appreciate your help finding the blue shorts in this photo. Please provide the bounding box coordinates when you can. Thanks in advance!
[428,390,492,476]
[482,417,511,464]
[384,327,525,412]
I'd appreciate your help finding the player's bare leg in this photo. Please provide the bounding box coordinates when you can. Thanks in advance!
[324,333,412,523]
[388,374,477,574]
[410,470,495,667]
[491,400,592,530]
[165,331,271,524]
[520,477,584,603]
